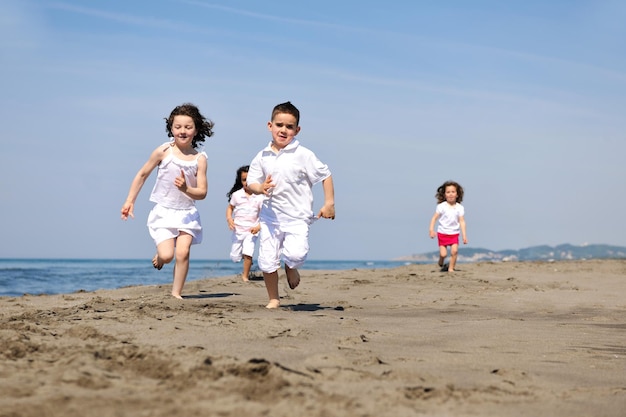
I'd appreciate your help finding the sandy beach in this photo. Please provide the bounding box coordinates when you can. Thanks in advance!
[1,259,625,417]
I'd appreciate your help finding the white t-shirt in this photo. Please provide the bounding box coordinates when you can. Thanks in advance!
[436,202,465,235]
[247,139,331,224]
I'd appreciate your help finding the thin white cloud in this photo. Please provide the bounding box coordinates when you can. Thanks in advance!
[178,0,355,31]
[0,0,45,50]
[309,65,605,119]
[47,2,173,28]
[40,1,626,121]
[46,2,217,36]
[180,1,626,85]
[445,39,626,85]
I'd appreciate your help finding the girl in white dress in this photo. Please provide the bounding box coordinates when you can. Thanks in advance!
[121,103,214,298]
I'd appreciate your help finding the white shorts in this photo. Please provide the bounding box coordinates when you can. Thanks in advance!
[258,219,309,273]
[147,204,202,245]
[230,230,258,262]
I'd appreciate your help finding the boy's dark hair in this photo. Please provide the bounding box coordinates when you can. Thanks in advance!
[165,103,215,149]
[435,181,464,204]
[227,165,250,200]
[271,101,300,125]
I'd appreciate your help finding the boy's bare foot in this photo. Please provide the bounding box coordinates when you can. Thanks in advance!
[266,299,280,309]
[171,293,183,300]
[286,268,300,290]
[152,254,163,270]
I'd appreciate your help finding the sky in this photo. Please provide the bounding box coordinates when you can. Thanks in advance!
[1,0,625,261]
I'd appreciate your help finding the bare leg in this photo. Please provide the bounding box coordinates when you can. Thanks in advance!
[448,243,459,272]
[263,270,280,308]
[438,246,448,268]
[241,255,252,282]
[154,239,175,270]
[171,233,192,299]
[285,265,300,289]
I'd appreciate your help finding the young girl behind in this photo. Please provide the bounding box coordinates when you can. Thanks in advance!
[226,165,264,282]
[121,103,214,298]
[429,180,468,272]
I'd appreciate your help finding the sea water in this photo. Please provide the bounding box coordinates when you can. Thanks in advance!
[0,259,416,297]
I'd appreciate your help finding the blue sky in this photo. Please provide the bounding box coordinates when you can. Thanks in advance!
[1,0,625,260]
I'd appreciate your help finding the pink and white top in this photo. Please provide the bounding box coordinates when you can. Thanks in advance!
[229,188,264,233]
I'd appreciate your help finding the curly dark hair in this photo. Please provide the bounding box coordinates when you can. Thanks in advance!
[271,101,300,125]
[165,103,214,149]
[226,165,250,201]
[435,180,464,204]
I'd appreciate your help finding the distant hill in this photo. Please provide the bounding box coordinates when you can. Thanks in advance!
[395,243,626,263]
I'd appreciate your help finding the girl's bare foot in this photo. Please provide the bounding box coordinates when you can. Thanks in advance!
[152,254,164,270]
[242,274,250,282]
[266,299,280,309]
[171,293,183,299]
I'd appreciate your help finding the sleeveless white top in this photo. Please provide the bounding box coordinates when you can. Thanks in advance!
[149,143,207,210]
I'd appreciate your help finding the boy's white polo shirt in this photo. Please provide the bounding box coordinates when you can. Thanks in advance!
[248,139,331,225]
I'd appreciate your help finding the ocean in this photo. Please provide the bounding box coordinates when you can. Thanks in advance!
[0,258,417,298]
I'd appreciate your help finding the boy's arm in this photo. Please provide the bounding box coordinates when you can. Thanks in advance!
[459,216,468,244]
[248,174,274,196]
[317,176,335,219]
[429,212,440,238]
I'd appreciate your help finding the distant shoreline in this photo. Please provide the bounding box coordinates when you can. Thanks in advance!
[395,243,626,262]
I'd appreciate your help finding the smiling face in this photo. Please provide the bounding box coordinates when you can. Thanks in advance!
[171,115,197,149]
[444,185,458,204]
[268,112,300,151]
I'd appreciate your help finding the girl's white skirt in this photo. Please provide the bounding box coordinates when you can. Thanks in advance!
[147,204,202,245]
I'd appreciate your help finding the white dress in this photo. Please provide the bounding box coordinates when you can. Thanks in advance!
[146,143,207,245]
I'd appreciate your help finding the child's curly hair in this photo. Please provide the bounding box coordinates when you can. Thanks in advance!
[165,103,214,149]
[435,180,464,204]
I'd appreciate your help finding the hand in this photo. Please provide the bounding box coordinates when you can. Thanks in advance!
[262,174,275,195]
[174,169,187,191]
[121,202,134,220]
[250,225,261,235]
[429,230,436,239]
[317,203,335,220]
[463,237,468,244]
[227,218,235,230]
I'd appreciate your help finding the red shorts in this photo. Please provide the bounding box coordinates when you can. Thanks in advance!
[437,233,459,247]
